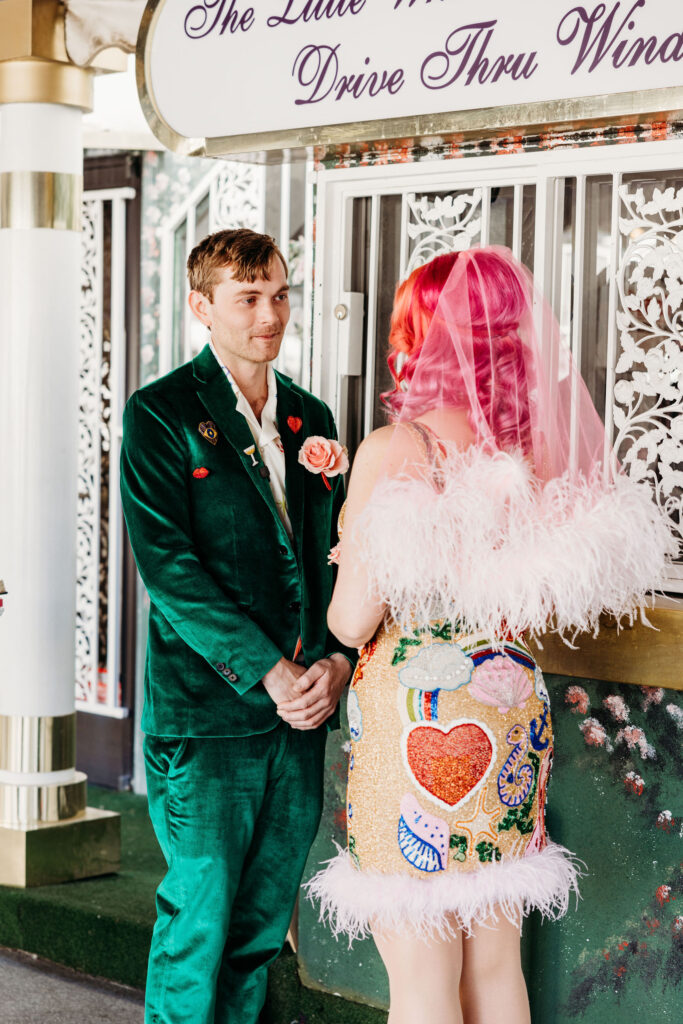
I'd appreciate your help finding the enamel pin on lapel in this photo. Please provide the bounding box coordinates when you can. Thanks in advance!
[244,444,259,467]
[287,416,303,434]
[244,445,271,480]
[199,421,218,445]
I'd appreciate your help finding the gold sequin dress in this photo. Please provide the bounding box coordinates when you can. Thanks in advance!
[308,423,580,940]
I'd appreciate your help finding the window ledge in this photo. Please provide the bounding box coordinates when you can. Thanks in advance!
[529,597,682,690]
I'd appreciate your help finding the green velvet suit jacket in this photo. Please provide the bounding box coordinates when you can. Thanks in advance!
[120,343,355,738]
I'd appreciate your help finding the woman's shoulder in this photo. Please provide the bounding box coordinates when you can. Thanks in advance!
[355,424,397,458]
[355,422,425,460]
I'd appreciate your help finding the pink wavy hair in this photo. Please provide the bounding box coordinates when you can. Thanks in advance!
[381,250,533,454]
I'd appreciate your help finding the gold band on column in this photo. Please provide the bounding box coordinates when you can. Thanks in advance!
[0,713,76,773]
[0,58,93,110]
[0,773,87,827]
[0,170,81,230]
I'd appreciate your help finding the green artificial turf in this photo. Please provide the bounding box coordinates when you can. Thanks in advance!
[0,787,162,988]
[0,787,387,1022]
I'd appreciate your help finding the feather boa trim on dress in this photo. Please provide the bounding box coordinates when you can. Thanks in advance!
[355,447,678,643]
[304,843,583,943]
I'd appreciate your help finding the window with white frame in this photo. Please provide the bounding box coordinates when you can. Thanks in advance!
[159,159,311,387]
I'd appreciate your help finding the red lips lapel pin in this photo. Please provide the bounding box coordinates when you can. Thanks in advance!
[287,416,303,434]
[192,467,210,479]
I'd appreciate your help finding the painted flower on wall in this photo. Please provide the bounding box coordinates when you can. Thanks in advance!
[624,770,645,795]
[579,717,610,748]
[641,686,664,711]
[565,684,590,715]
[615,725,655,759]
[603,694,630,722]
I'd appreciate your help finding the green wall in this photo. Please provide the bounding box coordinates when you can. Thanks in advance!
[299,676,682,1021]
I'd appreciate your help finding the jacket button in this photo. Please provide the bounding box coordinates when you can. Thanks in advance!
[216,662,226,672]
[288,600,301,612]
[279,544,289,555]
[228,673,238,682]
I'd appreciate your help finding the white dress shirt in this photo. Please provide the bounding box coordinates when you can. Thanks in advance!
[210,341,293,539]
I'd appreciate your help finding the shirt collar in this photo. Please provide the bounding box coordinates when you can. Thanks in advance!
[209,340,279,443]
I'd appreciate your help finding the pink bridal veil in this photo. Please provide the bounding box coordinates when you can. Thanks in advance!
[356,246,677,643]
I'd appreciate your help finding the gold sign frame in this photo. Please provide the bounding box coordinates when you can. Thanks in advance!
[137,0,683,162]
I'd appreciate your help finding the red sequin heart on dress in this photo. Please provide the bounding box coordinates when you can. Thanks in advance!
[405,722,494,808]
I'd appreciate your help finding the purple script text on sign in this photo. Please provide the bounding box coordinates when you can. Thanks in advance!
[268,0,367,28]
[557,2,683,73]
[421,21,539,90]
[185,0,255,38]
[293,44,405,104]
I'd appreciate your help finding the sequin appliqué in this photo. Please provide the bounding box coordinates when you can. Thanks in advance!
[402,719,496,812]
[398,642,474,692]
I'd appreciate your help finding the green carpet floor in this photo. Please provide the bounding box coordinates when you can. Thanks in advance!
[0,787,386,1023]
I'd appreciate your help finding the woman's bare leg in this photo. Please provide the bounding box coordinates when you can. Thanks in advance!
[460,918,530,1024]
[372,925,464,1024]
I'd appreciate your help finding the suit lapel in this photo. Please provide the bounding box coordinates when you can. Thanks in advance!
[192,345,282,529]
[275,372,305,558]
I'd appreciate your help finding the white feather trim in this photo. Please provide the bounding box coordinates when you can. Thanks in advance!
[304,843,583,943]
[355,448,678,642]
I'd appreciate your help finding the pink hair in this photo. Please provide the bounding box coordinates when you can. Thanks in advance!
[382,250,533,454]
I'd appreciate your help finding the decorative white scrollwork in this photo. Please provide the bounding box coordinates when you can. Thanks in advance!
[76,198,104,705]
[211,163,263,232]
[613,183,683,562]
[404,190,482,277]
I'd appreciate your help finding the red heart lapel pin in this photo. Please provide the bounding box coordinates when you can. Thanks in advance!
[287,416,303,434]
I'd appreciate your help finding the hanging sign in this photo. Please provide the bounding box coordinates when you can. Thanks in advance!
[138,0,683,154]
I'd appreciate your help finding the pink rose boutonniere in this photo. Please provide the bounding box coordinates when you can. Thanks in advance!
[298,435,349,491]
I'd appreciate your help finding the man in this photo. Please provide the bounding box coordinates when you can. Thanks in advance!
[120,228,354,1024]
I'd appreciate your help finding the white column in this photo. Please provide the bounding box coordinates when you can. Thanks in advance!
[0,103,82,722]
[0,104,121,880]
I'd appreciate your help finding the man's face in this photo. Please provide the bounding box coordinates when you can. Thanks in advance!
[197,256,290,366]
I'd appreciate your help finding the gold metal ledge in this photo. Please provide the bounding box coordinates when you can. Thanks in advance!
[0,773,87,828]
[530,602,683,689]
[0,171,82,231]
[0,713,76,773]
[0,806,121,888]
[0,57,93,109]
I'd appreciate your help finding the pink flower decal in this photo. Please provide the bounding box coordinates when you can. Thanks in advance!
[566,685,589,715]
[656,810,675,832]
[624,770,644,795]
[616,725,654,759]
[467,656,533,714]
[641,686,664,711]
[298,435,349,491]
[655,885,673,907]
[603,694,630,722]
[579,717,607,747]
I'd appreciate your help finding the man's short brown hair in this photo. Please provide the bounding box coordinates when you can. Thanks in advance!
[187,228,288,300]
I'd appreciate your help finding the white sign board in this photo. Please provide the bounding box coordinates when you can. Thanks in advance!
[140,0,683,151]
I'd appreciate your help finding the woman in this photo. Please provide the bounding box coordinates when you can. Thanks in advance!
[306,247,675,1024]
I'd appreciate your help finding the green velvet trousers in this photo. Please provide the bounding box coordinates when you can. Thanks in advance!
[143,723,327,1024]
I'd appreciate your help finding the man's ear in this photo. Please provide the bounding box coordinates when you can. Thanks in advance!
[188,289,211,326]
